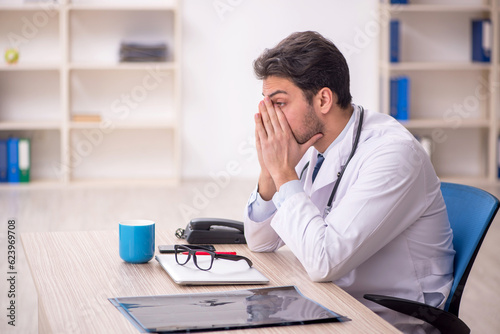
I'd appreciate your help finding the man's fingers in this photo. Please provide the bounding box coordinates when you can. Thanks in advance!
[263,97,281,133]
[255,118,264,160]
[254,112,268,142]
[254,120,261,147]
[254,113,263,144]
[300,133,324,154]
[274,104,292,135]
[258,100,274,136]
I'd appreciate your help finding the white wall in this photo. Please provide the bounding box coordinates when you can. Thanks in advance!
[181,0,379,179]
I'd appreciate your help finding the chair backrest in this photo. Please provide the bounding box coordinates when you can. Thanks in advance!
[441,182,499,316]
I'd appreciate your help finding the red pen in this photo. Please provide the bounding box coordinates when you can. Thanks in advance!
[182,251,237,255]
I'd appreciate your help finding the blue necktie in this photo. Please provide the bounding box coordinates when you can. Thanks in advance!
[312,154,324,183]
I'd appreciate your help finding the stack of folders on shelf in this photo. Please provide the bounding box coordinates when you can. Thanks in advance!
[472,19,491,63]
[0,138,30,183]
[119,42,167,62]
[390,76,410,121]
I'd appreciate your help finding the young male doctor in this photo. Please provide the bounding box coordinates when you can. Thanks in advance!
[243,31,455,333]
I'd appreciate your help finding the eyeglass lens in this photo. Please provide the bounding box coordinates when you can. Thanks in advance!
[175,245,214,271]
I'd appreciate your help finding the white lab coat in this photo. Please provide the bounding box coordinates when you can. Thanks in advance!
[244,105,455,333]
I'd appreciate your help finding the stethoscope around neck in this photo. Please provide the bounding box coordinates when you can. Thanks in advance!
[299,106,364,218]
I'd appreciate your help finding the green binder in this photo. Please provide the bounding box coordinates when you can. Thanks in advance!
[18,138,30,183]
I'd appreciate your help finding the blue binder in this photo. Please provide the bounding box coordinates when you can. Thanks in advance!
[472,19,491,62]
[0,140,7,182]
[7,138,19,183]
[498,136,500,179]
[390,77,399,118]
[390,76,410,121]
[390,20,400,63]
[397,76,410,121]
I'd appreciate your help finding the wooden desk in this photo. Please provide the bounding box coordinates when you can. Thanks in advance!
[21,230,399,334]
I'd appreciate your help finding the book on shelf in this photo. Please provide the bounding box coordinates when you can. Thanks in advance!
[18,138,30,182]
[119,42,167,62]
[390,76,410,121]
[71,114,102,122]
[390,19,399,63]
[7,138,19,183]
[390,77,398,118]
[0,140,7,182]
[390,0,409,4]
[472,19,491,63]
[498,136,500,179]
[1,137,30,183]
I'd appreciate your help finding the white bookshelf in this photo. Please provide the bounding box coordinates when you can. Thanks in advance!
[379,0,499,185]
[0,0,181,185]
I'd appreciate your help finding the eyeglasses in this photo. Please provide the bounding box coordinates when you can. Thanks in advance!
[174,244,253,271]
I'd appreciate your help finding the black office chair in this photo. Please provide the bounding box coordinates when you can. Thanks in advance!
[364,182,499,334]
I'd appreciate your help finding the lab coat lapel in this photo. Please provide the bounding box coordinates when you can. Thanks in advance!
[302,148,317,195]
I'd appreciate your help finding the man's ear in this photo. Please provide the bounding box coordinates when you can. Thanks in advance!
[316,87,334,115]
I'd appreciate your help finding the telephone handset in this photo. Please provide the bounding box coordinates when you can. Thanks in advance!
[175,218,246,244]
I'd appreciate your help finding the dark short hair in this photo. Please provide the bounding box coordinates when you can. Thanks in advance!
[253,31,352,109]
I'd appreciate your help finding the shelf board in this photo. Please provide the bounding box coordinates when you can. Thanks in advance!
[0,121,61,130]
[0,4,61,11]
[68,2,177,12]
[400,119,490,129]
[384,4,491,13]
[69,62,177,71]
[0,63,60,71]
[69,120,177,130]
[0,179,63,188]
[383,62,491,71]
[67,177,180,188]
[0,177,181,189]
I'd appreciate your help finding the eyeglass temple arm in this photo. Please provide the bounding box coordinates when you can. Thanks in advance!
[216,254,253,267]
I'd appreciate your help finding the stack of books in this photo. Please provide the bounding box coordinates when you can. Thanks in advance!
[119,42,167,62]
[390,76,410,121]
[0,138,30,183]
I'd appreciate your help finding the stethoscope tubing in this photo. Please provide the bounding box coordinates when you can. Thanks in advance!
[299,106,365,218]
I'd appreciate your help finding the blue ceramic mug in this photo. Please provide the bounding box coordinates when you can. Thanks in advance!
[119,220,155,263]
